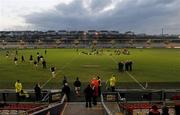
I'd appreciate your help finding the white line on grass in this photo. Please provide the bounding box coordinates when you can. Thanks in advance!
[105,52,145,89]
[40,77,54,88]
[41,54,79,88]
[125,71,146,89]
[104,52,118,63]
[56,55,80,75]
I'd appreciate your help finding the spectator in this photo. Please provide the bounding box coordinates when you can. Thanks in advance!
[62,76,68,86]
[62,83,70,102]
[19,90,29,101]
[162,106,169,115]
[2,93,7,105]
[105,79,110,91]
[110,75,116,92]
[91,77,99,105]
[149,105,160,115]
[175,105,180,115]
[34,84,41,101]
[97,76,102,96]
[15,80,22,101]
[73,77,81,96]
[84,84,93,108]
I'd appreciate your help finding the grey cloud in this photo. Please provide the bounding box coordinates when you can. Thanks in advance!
[24,0,180,34]
[88,0,113,13]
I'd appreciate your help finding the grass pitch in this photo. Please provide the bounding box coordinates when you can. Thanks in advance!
[0,48,180,89]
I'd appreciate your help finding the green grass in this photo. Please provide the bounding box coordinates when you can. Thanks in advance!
[0,48,180,89]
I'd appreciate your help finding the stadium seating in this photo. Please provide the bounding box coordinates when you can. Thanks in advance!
[1,103,42,110]
[119,103,152,112]
[172,94,180,100]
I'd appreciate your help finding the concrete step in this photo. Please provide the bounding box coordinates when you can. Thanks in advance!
[62,102,104,115]
[104,102,122,114]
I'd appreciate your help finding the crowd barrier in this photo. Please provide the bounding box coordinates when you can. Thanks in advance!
[0,89,63,114]
[30,94,66,115]
[115,89,180,115]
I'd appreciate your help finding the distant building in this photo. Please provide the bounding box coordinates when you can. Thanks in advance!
[125,31,134,36]
[57,30,67,36]
[46,30,56,36]
[88,30,97,35]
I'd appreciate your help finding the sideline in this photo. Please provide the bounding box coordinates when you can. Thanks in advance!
[41,54,79,88]
[125,71,145,89]
[105,52,145,89]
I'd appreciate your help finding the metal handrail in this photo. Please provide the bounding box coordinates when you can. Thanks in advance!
[31,94,66,115]
[26,104,49,113]
[115,88,180,92]
[41,91,50,102]
[101,94,113,115]
[0,89,61,93]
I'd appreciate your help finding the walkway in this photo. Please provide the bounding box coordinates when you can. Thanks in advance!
[62,102,104,115]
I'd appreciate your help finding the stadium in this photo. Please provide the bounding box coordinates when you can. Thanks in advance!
[1,0,180,115]
[0,30,180,115]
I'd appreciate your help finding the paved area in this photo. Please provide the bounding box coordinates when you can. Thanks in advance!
[62,102,104,115]
[104,102,122,114]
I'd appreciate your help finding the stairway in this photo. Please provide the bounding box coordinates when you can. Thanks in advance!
[104,102,124,115]
[62,102,104,115]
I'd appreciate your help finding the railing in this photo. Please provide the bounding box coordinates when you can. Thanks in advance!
[0,89,63,115]
[26,104,49,114]
[115,88,180,102]
[30,94,66,115]
[41,91,50,102]
[0,89,50,103]
[101,94,113,115]
[0,89,62,103]
[116,92,127,115]
[116,89,180,115]
[101,92,126,115]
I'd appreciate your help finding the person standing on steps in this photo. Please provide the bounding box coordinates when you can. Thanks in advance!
[15,80,22,102]
[62,83,70,102]
[97,76,102,96]
[110,75,116,92]
[91,77,99,106]
[84,84,93,108]
[34,84,41,101]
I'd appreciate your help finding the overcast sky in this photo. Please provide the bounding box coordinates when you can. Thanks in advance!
[0,0,180,34]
